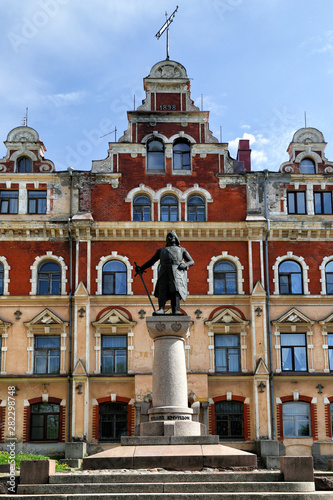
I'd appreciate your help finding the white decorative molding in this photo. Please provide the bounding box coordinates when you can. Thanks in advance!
[272,252,310,295]
[319,256,333,295]
[30,251,68,295]
[0,256,10,295]
[125,184,155,221]
[207,252,244,295]
[95,252,133,295]
[141,132,168,144]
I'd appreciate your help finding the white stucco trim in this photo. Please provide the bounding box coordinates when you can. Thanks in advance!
[319,255,333,295]
[272,252,310,295]
[95,251,133,295]
[207,252,244,295]
[125,184,155,221]
[155,184,182,221]
[0,256,10,295]
[30,251,68,295]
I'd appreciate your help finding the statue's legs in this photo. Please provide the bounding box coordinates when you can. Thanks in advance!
[171,292,181,314]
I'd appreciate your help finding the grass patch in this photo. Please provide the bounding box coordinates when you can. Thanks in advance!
[0,451,71,471]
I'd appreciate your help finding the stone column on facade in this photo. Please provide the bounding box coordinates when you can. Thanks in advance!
[201,401,209,436]
[139,315,205,437]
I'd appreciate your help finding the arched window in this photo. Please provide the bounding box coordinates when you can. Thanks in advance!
[173,140,191,170]
[0,263,3,295]
[30,403,60,441]
[279,260,303,294]
[99,402,128,441]
[147,139,164,170]
[38,261,61,295]
[133,195,151,221]
[282,401,311,437]
[326,261,333,294]
[215,400,244,439]
[17,156,32,173]
[102,260,127,295]
[214,261,237,294]
[160,194,178,221]
[187,194,205,221]
[300,158,315,174]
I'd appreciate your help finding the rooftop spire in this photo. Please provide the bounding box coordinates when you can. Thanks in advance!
[155,6,178,60]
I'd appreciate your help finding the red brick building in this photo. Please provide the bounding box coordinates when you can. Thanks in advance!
[0,58,333,466]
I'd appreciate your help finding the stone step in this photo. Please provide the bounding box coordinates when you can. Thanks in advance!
[50,472,283,484]
[6,492,333,500]
[17,481,316,495]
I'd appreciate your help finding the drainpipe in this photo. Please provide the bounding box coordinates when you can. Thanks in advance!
[263,170,276,440]
[67,167,74,442]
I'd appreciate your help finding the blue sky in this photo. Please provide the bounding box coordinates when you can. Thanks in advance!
[1,0,333,171]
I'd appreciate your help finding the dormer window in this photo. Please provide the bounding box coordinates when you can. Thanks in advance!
[17,156,32,173]
[147,139,164,171]
[173,139,191,170]
[300,158,315,174]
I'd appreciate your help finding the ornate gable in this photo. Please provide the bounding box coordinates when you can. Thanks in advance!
[205,308,249,334]
[24,308,68,333]
[92,308,136,334]
[272,308,314,333]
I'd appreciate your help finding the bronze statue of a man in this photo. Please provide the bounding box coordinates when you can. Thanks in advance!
[135,231,194,315]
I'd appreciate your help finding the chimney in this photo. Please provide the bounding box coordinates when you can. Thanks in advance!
[237,139,251,172]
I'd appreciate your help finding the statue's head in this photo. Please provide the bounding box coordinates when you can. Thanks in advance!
[166,231,180,246]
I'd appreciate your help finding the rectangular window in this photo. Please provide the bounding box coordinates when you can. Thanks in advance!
[101,336,127,374]
[28,191,47,214]
[287,191,306,214]
[314,191,333,214]
[328,334,333,371]
[281,333,307,372]
[215,335,240,372]
[34,336,60,374]
[0,191,18,214]
[283,402,311,437]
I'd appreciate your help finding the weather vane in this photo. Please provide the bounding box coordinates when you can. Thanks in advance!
[155,6,178,60]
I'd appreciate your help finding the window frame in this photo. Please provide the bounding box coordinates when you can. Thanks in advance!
[278,260,303,295]
[314,191,333,215]
[0,263,3,296]
[98,401,128,442]
[328,334,333,371]
[147,139,165,172]
[282,401,311,438]
[287,191,306,214]
[17,156,32,173]
[37,261,62,295]
[173,139,191,171]
[160,194,179,222]
[30,402,60,441]
[101,335,127,374]
[300,158,316,174]
[215,400,244,440]
[0,190,19,214]
[34,335,61,374]
[280,333,307,372]
[102,260,127,295]
[213,261,237,295]
[214,334,240,373]
[133,194,151,222]
[187,194,206,222]
[28,190,47,215]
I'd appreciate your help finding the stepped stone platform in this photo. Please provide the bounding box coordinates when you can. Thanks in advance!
[82,442,257,470]
[8,470,333,499]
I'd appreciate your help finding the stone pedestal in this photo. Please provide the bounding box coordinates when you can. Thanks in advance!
[139,315,205,437]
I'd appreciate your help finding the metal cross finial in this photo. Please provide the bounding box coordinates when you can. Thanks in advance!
[155,6,178,60]
[258,382,266,393]
[316,383,324,394]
